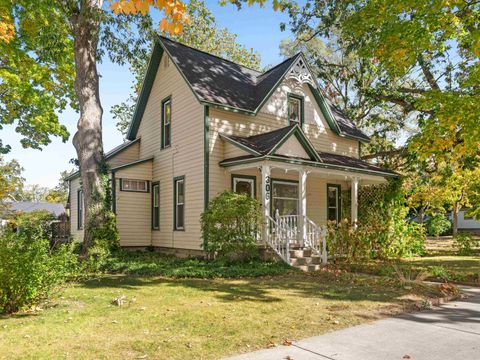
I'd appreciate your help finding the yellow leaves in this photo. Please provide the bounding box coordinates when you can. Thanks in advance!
[110,0,188,35]
[0,13,15,44]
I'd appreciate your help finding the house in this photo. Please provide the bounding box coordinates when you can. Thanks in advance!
[447,209,480,233]
[67,36,397,268]
[9,201,66,218]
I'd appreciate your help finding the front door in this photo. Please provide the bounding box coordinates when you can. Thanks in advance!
[272,180,299,216]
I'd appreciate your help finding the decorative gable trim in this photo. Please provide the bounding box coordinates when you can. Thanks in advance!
[286,56,316,87]
[268,125,322,162]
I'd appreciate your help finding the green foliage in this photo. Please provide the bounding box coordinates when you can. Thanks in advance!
[201,191,262,260]
[430,265,450,282]
[0,223,77,314]
[284,0,480,162]
[102,249,291,278]
[14,210,55,240]
[426,214,451,237]
[329,179,425,262]
[454,232,480,256]
[0,156,24,209]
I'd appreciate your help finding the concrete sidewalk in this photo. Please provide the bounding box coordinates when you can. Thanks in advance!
[226,286,480,360]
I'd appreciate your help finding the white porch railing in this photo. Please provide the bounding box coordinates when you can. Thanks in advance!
[264,212,327,265]
[305,216,328,264]
[265,214,290,263]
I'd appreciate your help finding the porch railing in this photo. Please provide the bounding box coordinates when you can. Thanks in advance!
[305,216,328,264]
[264,212,328,265]
[265,214,290,263]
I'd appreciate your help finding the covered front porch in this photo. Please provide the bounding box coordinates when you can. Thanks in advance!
[223,159,391,268]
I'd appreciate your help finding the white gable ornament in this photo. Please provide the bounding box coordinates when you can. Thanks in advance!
[286,57,316,87]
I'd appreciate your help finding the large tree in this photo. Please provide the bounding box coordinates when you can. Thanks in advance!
[113,0,261,136]
[1,0,188,251]
[0,156,24,210]
[282,0,479,162]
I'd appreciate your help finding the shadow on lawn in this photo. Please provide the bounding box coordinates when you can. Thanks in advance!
[79,273,403,304]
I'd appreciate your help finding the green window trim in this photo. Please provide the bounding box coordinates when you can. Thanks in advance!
[287,93,304,127]
[327,183,341,224]
[119,178,150,193]
[231,174,257,198]
[161,95,172,149]
[151,181,160,230]
[173,176,185,231]
[77,189,83,230]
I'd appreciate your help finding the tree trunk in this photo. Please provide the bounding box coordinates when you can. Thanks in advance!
[70,0,105,251]
[452,202,459,237]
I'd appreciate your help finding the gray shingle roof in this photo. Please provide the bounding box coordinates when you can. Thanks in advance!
[219,126,396,176]
[10,202,66,217]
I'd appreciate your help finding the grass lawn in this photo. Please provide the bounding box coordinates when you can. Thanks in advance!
[0,267,449,359]
[341,237,480,286]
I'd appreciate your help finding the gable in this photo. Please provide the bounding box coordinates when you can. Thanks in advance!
[126,36,369,143]
[274,135,310,159]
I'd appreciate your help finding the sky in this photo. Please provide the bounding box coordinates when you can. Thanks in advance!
[4,1,294,187]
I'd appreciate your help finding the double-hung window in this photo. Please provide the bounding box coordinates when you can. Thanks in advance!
[152,182,160,230]
[327,184,341,224]
[77,189,84,230]
[174,177,185,230]
[232,175,256,198]
[161,96,172,148]
[287,94,304,126]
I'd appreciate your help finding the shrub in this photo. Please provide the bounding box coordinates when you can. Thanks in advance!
[0,225,77,314]
[454,232,479,256]
[14,210,56,240]
[201,191,262,260]
[426,214,451,237]
[430,266,450,281]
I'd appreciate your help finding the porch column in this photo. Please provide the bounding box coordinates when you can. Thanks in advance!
[351,176,359,228]
[299,169,307,246]
[261,164,271,243]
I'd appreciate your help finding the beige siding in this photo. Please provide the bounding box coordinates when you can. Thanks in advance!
[107,141,140,168]
[136,54,204,250]
[115,161,153,247]
[69,177,84,241]
[219,168,348,227]
[224,140,251,159]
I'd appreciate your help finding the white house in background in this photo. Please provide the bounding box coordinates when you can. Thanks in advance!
[67,36,397,271]
[447,209,480,233]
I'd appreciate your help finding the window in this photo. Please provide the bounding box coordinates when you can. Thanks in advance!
[232,175,256,198]
[174,177,185,230]
[77,189,84,230]
[327,184,341,224]
[152,182,160,230]
[120,179,148,192]
[288,94,303,126]
[272,180,299,216]
[161,96,172,148]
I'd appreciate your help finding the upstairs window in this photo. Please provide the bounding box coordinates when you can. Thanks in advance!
[162,96,172,148]
[121,179,148,192]
[288,94,304,126]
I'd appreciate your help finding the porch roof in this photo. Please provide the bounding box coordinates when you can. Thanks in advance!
[219,153,398,178]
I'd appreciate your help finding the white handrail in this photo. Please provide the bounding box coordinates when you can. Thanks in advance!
[265,214,290,263]
[305,216,328,264]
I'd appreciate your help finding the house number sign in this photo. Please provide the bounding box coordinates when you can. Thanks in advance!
[265,175,271,200]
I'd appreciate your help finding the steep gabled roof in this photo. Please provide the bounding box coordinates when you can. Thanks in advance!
[126,36,369,143]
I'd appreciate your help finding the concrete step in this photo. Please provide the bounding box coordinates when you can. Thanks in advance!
[292,263,322,272]
[289,249,312,258]
[290,256,321,266]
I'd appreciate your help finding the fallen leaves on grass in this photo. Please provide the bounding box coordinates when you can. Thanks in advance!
[283,339,293,346]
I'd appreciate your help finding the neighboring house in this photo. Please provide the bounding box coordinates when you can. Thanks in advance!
[9,201,66,218]
[67,36,397,268]
[447,209,480,232]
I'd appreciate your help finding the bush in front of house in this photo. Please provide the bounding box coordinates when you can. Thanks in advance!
[426,214,451,237]
[0,213,78,314]
[13,209,56,239]
[454,232,479,256]
[328,178,426,262]
[201,191,262,261]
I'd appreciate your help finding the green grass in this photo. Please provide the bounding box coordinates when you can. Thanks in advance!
[341,237,480,286]
[102,250,293,278]
[0,271,446,359]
